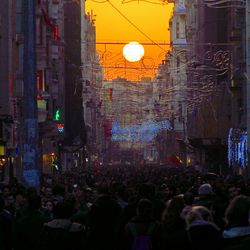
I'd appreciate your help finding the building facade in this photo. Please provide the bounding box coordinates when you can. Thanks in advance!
[162,0,246,171]
[0,0,88,182]
[185,0,245,172]
[81,10,104,166]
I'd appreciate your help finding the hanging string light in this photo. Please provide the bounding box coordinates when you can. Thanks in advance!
[112,119,171,142]
[228,128,247,168]
[204,0,245,9]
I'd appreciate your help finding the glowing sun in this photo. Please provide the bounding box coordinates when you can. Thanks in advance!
[123,42,144,62]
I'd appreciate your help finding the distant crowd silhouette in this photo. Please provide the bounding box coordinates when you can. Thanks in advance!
[1,164,250,250]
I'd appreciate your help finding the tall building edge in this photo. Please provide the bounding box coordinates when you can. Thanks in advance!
[246,0,250,177]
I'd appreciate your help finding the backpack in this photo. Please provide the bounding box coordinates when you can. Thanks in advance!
[128,222,156,250]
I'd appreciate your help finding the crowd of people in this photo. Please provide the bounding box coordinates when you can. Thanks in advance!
[1,165,250,250]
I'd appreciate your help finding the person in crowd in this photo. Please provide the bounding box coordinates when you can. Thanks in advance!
[222,195,250,250]
[4,192,16,216]
[212,183,228,230]
[194,183,214,210]
[37,199,85,250]
[15,189,27,209]
[42,199,55,221]
[52,184,65,204]
[86,194,121,250]
[44,186,53,198]
[115,184,129,209]
[186,205,222,250]
[3,163,250,250]
[2,185,11,203]
[228,186,241,201]
[181,191,194,219]
[0,195,13,250]
[14,189,28,219]
[122,198,162,250]
[137,182,165,221]
[161,195,191,250]
[14,193,47,250]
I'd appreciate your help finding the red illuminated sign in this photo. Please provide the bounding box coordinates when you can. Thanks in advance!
[57,123,64,133]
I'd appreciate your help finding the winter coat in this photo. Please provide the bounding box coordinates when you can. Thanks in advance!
[14,209,47,250]
[86,195,121,250]
[37,218,85,250]
[0,209,13,250]
[161,216,191,250]
[122,215,162,250]
[187,220,222,250]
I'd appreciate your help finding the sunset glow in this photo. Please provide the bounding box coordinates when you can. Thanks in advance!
[85,0,173,81]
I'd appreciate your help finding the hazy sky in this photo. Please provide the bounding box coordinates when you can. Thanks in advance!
[85,0,173,81]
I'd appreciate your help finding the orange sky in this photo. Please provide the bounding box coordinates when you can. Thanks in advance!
[85,0,173,81]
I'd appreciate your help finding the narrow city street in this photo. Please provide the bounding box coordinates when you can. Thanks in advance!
[1,0,250,250]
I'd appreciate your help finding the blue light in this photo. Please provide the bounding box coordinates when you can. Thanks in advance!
[228,128,247,168]
[112,120,171,142]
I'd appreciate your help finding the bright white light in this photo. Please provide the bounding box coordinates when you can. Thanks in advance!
[123,42,144,62]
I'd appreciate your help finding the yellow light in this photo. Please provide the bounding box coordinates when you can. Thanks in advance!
[123,42,144,62]
[0,157,6,167]
[0,145,5,156]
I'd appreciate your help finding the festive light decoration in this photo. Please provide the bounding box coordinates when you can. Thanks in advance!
[228,128,247,168]
[204,0,245,9]
[112,120,171,142]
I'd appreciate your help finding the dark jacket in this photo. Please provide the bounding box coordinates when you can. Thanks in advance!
[187,220,222,250]
[37,219,85,250]
[14,209,47,250]
[0,209,13,250]
[162,216,191,250]
[86,195,121,250]
[122,215,162,250]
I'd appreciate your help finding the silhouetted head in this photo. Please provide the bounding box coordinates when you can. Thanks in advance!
[137,198,153,218]
[225,195,250,227]
[184,192,194,206]
[53,200,74,219]
[138,183,155,200]
[198,183,213,197]
[186,206,214,227]
[27,194,41,210]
